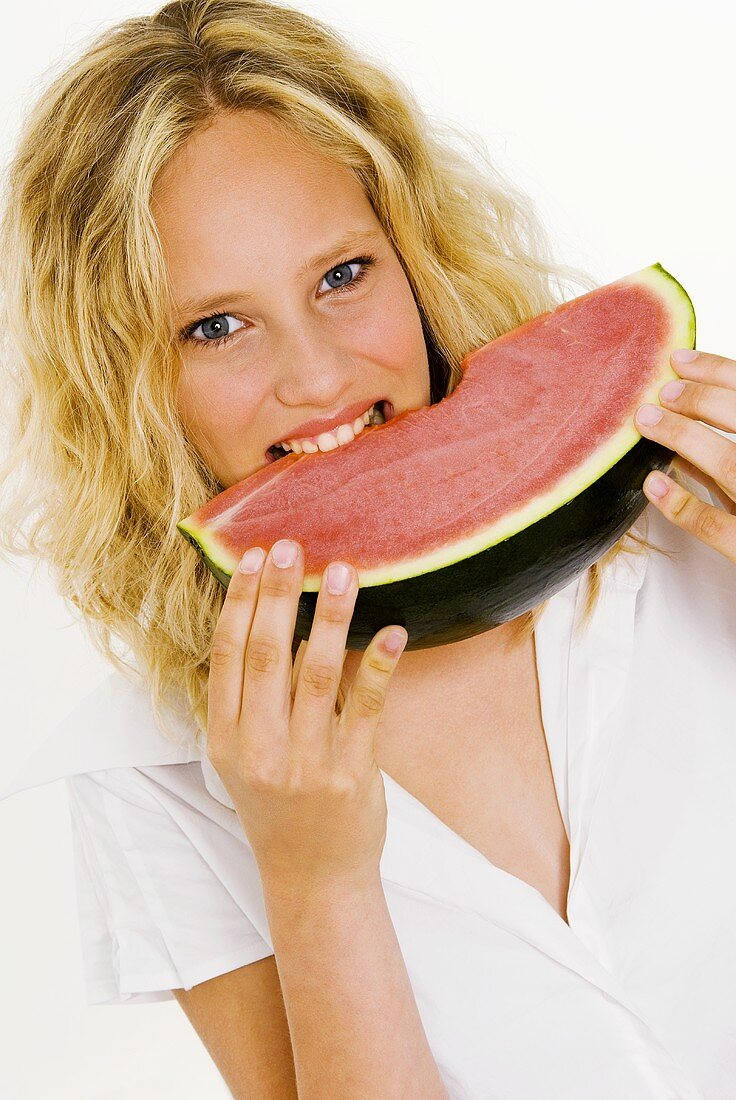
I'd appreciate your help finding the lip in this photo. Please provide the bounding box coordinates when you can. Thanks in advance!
[265,397,390,455]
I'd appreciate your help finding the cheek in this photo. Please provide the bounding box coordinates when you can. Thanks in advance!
[359,278,427,372]
[176,371,262,472]
[177,368,254,434]
[177,373,223,445]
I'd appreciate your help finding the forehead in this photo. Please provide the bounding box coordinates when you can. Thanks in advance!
[151,111,380,289]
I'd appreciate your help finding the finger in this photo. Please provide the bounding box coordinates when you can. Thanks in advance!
[240,538,304,732]
[642,470,736,564]
[670,455,736,513]
[207,546,266,753]
[669,348,736,390]
[658,377,736,436]
[337,625,408,767]
[635,406,736,509]
[290,560,359,745]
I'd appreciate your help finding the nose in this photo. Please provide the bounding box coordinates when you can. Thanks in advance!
[272,319,358,406]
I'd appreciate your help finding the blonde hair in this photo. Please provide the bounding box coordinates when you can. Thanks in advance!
[0,0,674,745]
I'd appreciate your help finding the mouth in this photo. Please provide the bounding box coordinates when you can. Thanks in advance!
[264,399,395,464]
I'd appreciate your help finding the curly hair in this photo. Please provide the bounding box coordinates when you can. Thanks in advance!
[0,0,674,746]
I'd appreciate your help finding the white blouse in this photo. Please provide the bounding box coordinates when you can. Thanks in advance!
[2,483,735,1099]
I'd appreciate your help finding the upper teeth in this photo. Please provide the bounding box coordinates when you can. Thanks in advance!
[276,402,385,454]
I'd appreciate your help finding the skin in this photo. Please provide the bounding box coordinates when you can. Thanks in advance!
[153,108,529,703]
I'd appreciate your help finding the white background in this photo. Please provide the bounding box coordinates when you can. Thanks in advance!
[1,0,734,1096]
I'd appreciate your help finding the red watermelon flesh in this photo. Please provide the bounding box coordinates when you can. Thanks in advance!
[178,264,691,592]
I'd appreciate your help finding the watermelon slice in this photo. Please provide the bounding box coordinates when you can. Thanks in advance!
[177,263,692,650]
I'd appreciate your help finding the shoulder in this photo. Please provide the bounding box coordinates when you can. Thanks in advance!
[1,665,202,802]
[66,762,275,1005]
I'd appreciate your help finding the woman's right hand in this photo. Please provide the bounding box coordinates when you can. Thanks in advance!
[205,537,408,892]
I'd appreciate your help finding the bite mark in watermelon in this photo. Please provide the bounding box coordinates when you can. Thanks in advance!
[177,263,692,650]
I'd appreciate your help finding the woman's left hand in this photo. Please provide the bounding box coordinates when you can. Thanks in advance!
[634,348,736,564]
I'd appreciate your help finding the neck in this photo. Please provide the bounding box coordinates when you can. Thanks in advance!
[341,614,532,697]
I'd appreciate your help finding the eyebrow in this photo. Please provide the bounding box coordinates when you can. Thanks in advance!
[173,227,384,326]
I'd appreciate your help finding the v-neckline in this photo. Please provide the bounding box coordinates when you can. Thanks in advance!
[376,531,651,942]
[377,601,577,932]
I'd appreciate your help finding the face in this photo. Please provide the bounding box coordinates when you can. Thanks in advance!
[152,109,431,488]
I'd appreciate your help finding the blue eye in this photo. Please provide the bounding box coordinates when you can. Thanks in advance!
[319,257,372,294]
[185,314,245,349]
[181,253,376,352]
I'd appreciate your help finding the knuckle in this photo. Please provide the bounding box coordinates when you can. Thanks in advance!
[210,635,239,667]
[225,581,251,604]
[259,575,296,600]
[283,768,316,796]
[674,491,721,540]
[300,660,338,698]
[717,451,736,492]
[329,771,362,798]
[317,602,350,626]
[350,682,386,717]
[366,652,394,675]
[245,635,282,675]
[688,385,707,419]
[693,503,722,541]
[241,760,284,792]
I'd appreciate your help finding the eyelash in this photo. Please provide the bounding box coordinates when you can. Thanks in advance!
[180,253,377,351]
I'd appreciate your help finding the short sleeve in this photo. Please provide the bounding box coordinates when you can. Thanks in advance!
[65,763,274,1006]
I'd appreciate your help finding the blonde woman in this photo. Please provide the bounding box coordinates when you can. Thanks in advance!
[1,1,735,1096]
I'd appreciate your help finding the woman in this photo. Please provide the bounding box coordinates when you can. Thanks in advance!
[1,1,735,1096]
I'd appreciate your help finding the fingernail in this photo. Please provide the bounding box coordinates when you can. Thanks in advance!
[271,539,298,568]
[645,473,669,498]
[384,629,407,654]
[660,380,685,401]
[636,404,663,426]
[326,562,351,594]
[239,547,265,573]
[672,349,698,363]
